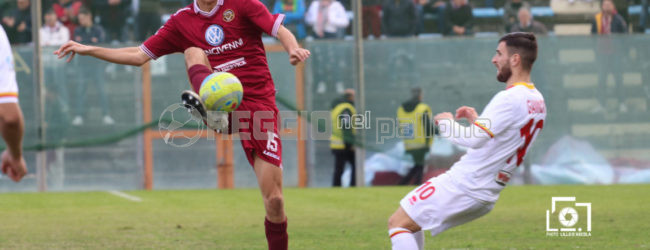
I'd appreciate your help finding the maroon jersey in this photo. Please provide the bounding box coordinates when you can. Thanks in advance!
[140,0,285,105]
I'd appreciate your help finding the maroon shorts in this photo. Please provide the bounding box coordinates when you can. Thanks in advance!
[226,99,282,168]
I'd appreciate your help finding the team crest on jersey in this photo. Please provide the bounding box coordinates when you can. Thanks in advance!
[205,24,225,46]
[223,9,235,22]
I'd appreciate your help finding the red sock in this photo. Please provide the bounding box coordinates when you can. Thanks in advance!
[264,217,288,250]
[187,64,213,92]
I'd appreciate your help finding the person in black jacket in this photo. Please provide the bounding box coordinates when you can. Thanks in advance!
[1,0,31,44]
[590,0,629,113]
[591,0,627,34]
[444,0,473,36]
[93,0,131,43]
[71,8,115,126]
[382,0,417,37]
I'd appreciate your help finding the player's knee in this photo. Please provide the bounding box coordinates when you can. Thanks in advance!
[264,194,284,211]
[388,213,400,229]
[184,47,206,65]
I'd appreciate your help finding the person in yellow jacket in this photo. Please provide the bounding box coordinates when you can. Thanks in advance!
[330,89,356,187]
[397,87,437,185]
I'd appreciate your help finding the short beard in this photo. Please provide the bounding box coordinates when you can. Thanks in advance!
[497,63,512,83]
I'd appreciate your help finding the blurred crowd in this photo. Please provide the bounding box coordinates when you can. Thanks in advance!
[0,0,162,45]
[0,0,648,43]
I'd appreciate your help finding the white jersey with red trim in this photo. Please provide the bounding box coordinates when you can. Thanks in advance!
[0,26,18,104]
[438,82,546,203]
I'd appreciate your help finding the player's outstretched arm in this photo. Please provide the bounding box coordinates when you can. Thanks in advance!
[276,25,310,65]
[434,112,492,149]
[0,102,27,182]
[54,40,151,66]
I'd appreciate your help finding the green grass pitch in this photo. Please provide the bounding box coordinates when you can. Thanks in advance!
[1,184,648,249]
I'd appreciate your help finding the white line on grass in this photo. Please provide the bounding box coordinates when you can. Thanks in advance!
[107,190,142,202]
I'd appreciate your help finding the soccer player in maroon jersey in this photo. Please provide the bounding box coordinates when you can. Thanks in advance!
[54,0,310,248]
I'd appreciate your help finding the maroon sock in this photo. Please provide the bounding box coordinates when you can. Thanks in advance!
[187,64,213,92]
[264,217,288,250]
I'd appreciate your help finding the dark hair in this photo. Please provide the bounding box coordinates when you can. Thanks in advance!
[78,7,91,16]
[498,32,537,71]
[45,8,55,15]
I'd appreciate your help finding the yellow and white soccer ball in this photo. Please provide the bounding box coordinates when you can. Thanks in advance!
[199,72,244,112]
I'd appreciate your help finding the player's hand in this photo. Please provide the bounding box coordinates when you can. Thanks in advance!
[455,106,478,123]
[289,48,310,65]
[434,112,454,123]
[1,150,27,182]
[17,21,26,32]
[2,16,15,27]
[54,40,92,63]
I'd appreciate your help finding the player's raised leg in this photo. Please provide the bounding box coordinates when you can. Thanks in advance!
[180,47,222,129]
[253,155,288,250]
[388,207,424,250]
[184,47,213,92]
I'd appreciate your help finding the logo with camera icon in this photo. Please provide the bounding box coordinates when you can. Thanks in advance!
[546,197,591,237]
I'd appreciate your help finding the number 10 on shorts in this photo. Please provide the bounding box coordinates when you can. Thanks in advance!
[409,181,436,205]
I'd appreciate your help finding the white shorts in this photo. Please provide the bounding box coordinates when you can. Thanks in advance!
[399,173,495,236]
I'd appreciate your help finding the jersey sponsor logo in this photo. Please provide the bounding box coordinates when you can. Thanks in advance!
[213,57,247,72]
[223,9,235,22]
[205,24,225,46]
[495,170,512,186]
[204,38,244,55]
[263,150,280,160]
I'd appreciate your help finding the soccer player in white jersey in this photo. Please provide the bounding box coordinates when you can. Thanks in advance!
[0,26,27,182]
[387,32,547,249]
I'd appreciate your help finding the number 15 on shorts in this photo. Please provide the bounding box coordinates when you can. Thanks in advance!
[409,181,436,205]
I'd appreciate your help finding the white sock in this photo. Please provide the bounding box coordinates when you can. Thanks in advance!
[413,230,424,249]
[389,227,418,250]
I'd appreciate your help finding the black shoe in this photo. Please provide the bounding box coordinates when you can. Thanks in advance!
[181,90,207,120]
[180,90,228,131]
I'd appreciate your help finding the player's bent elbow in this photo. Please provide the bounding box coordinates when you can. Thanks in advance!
[134,55,151,67]
[131,49,152,67]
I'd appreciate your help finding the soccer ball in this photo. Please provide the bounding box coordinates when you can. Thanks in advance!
[199,72,244,112]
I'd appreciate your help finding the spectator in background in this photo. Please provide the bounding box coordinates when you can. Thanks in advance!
[511,7,547,35]
[639,0,648,32]
[72,8,114,125]
[41,9,71,120]
[273,0,307,40]
[397,87,436,186]
[41,9,70,46]
[592,0,627,34]
[330,89,356,187]
[444,0,473,36]
[1,0,31,44]
[591,0,628,113]
[94,0,131,43]
[135,0,161,42]
[53,0,82,40]
[382,0,417,37]
[0,1,12,21]
[305,0,349,39]
[503,0,530,33]
[421,0,446,34]
[362,0,382,38]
